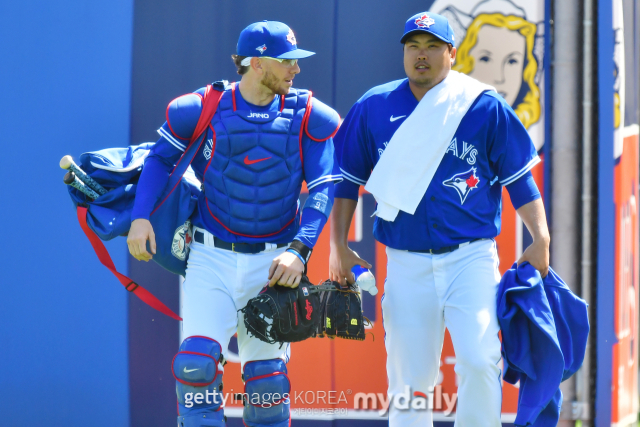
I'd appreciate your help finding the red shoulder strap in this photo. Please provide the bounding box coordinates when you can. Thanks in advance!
[192,84,222,145]
[150,85,223,216]
[76,206,182,321]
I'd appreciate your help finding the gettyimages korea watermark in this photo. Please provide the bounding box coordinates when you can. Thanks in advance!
[182,389,350,409]
[182,385,458,417]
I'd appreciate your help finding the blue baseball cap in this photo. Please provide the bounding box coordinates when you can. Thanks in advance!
[400,12,455,47]
[237,21,315,59]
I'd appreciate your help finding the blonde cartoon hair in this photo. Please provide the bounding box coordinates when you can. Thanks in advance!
[454,13,541,129]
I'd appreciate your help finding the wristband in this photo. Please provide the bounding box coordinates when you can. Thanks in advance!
[288,240,313,263]
[286,249,306,265]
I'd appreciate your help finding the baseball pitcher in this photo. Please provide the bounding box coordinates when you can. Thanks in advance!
[329,12,550,427]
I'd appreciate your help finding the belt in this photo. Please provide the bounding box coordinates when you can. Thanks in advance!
[193,228,288,254]
[411,238,486,255]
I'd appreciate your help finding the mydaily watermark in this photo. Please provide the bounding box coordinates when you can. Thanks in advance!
[354,386,457,416]
[183,386,457,416]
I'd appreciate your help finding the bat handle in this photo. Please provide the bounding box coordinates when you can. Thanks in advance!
[61,157,107,196]
[64,171,100,200]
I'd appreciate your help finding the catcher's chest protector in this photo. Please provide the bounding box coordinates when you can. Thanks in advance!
[202,84,310,237]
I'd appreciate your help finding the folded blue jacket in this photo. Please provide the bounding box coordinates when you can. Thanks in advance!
[497,263,589,426]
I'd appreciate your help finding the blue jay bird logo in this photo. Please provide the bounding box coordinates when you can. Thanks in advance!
[415,14,436,29]
[442,168,480,204]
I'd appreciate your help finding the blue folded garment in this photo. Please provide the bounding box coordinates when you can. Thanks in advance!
[497,263,589,426]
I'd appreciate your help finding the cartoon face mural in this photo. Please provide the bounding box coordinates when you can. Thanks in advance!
[465,24,525,105]
[432,0,545,149]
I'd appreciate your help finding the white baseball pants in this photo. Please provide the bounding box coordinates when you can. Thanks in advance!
[181,241,290,371]
[382,239,502,427]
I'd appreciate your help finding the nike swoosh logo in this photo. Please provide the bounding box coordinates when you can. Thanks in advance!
[244,155,272,165]
[183,367,199,373]
[390,115,406,122]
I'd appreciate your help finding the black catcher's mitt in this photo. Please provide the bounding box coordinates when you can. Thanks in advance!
[242,276,336,345]
[316,280,368,341]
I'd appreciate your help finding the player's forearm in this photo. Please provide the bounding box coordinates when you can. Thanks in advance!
[294,209,327,249]
[131,155,173,220]
[330,198,358,248]
[293,182,334,248]
[516,198,550,243]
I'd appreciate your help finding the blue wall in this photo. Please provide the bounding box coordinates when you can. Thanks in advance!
[0,1,133,425]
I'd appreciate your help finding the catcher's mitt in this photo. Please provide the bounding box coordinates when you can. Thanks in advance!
[316,280,369,341]
[242,276,336,345]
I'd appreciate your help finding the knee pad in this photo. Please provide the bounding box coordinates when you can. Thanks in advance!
[173,336,226,427]
[242,359,291,427]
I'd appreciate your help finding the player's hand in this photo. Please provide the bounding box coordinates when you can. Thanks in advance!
[329,244,372,287]
[268,251,305,288]
[127,219,156,262]
[517,237,549,278]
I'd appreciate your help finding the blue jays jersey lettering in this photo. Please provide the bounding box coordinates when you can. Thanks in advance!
[141,81,341,244]
[335,78,540,251]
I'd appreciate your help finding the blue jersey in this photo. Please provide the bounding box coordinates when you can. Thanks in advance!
[335,78,540,251]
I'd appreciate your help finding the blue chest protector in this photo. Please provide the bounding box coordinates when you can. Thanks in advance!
[201,83,310,238]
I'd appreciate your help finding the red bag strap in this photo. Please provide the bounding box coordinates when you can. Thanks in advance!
[192,84,222,145]
[151,85,223,216]
[76,85,224,321]
[76,206,182,321]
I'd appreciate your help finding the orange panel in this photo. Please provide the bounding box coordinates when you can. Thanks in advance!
[611,133,639,423]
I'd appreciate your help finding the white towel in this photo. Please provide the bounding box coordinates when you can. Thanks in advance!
[365,71,495,221]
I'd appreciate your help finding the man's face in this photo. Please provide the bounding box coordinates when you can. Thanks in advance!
[403,33,456,88]
[259,58,301,96]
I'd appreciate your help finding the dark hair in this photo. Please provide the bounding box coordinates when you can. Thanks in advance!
[232,54,250,75]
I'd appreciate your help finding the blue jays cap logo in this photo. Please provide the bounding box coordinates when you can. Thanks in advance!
[286,29,297,45]
[238,21,315,59]
[443,168,480,204]
[415,13,435,29]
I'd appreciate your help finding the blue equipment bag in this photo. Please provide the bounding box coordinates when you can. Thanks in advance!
[68,143,200,276]
[67,85,223,320]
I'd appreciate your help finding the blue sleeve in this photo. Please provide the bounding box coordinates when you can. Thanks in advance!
[302,134,342,189]
[301,96,342,189]
[131,90,205,220]
[487,95,541,186]
[130,136,184,220]
[505,171,541,210]
[333,101,372,189]
[335,179,359,200]
[293,181,334,248]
